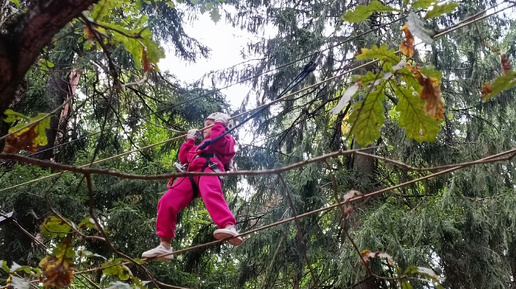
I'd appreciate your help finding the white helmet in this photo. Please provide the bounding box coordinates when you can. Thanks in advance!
[205,112,235,129]
[205,112,221,121]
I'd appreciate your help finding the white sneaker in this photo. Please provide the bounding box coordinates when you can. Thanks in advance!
[213,225,243,246]
[141,244,174,260]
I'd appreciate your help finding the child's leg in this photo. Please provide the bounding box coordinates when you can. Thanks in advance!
[156,177,194,240]
[198,175,236,228]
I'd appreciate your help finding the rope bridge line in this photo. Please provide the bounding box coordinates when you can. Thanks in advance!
[38,146,516,289]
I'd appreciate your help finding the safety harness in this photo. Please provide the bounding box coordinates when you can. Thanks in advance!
[188,152,223,199]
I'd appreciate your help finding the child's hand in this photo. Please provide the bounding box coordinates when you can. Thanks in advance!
[186,129,200,140]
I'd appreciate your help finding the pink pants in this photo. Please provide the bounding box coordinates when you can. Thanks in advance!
[156,173,236,239]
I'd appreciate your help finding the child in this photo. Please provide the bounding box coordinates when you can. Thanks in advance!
[142,112,242,260]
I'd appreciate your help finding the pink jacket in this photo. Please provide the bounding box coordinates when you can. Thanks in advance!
[178,122,235,172]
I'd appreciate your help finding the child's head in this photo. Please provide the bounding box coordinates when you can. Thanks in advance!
[203,118,215,139]
[204,112,221,138]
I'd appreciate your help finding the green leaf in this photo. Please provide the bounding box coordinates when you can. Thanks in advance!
[85,0,165,70]
[53,240,76,260]
[482,71,516,101]
[411,0,435,9]
[79,217,96,229]
[90,0,118,21]
[393,83,441,142]
[425,2,458,19]
[31,113,51,146]
[104,24,164,70]
[348,83,387,146]
[420,66,442,80]
[103,265,119,275]
[1,260,8,272]
[8,0,20,8]
[15,265,41,277]
[356,44,400,64]
[38,58,55,73]
[342,0,399,23]
[383,62,393,72]
[103,260,132,281]
[353,71,377,84]
[4,109,29,123]
[41,216,72,238]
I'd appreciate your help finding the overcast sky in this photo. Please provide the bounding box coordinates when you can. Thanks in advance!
[158,9,253,109]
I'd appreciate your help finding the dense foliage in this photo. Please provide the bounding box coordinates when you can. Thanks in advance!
[1,0,516,288]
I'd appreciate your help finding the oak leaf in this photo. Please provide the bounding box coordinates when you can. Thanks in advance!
[481,71,516,101]
[400,24,415,58]
[412,68,444,120]
[356,44,400,64]
[342,0,398,23]
[348,83,386,146]
[3,125,39,154]
[393,83,441,142]
[39,238,75,289]
[39,256,75,289]
[39,238,76,289]
[2,110,50,154]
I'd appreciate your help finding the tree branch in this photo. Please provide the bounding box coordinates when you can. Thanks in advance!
[0,0,100,110]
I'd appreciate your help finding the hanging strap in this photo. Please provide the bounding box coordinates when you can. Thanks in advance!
[197,55,318,152]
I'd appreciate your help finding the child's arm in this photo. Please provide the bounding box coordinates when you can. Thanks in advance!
[179,130,198,164]
[206,122,235,165]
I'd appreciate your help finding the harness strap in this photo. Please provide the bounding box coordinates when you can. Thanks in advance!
[189,154,223,199]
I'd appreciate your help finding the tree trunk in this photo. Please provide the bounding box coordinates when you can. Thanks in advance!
[0,0,98,150]
[36,69,79,161]
[353,144,376,193]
